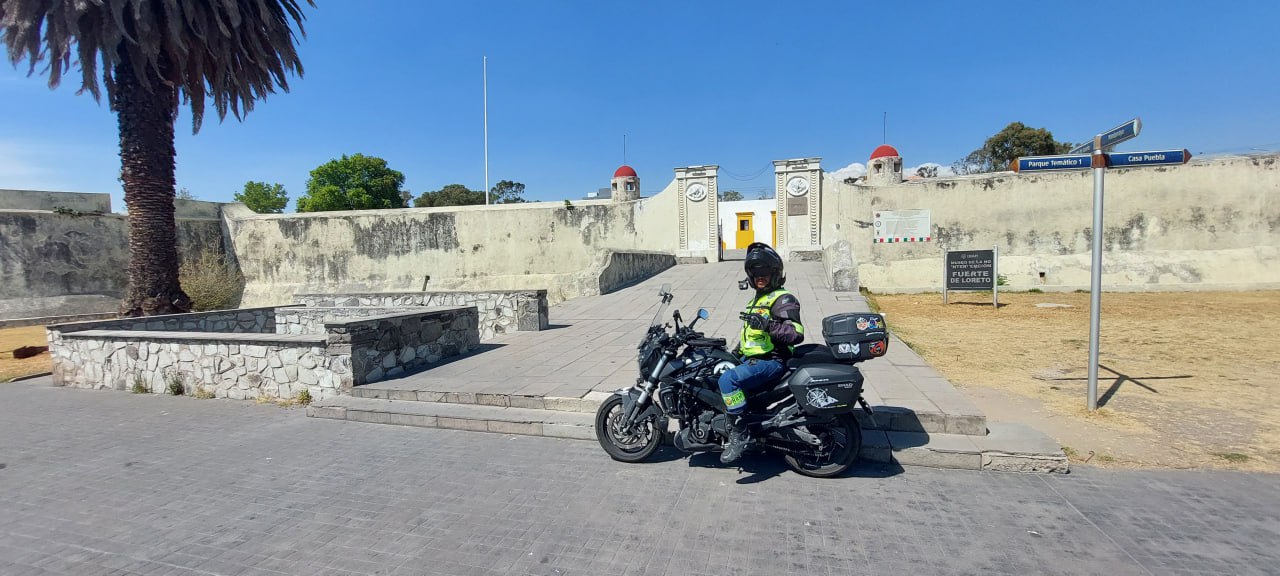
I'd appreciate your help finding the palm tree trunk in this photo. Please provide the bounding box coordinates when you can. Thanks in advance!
[115,52,191,317]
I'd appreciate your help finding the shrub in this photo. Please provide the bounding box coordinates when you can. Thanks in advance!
[131,374,148,394]
[180,248,244,311]
[166,371,185,396]
[297,389,313,405]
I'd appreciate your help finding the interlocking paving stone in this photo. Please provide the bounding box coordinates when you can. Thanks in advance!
[4,380,1277,575]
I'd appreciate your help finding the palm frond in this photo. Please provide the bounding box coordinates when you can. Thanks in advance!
[0,0,315,132]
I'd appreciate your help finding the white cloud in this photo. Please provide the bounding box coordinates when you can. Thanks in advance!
[829,161,866,180]
[905,162,956,178]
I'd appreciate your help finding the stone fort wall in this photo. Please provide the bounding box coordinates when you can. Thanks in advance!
[4,154,1277,321]
[820,154,1280,293]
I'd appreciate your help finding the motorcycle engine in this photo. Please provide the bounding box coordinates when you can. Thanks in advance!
[689,411,716,444]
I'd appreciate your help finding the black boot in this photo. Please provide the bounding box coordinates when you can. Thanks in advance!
[720,415,751,464]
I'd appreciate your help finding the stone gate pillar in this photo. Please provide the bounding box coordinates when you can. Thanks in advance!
[773,157,823,258]
[674,165,719,263]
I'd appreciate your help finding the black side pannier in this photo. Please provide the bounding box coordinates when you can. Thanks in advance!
[788,364,865,415]
[821,313,889,362]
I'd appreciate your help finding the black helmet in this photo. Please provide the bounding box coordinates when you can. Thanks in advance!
[744,242,784,292]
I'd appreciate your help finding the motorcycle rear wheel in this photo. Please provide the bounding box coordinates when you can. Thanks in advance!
[783,413,862,478]
[595,394,662,463]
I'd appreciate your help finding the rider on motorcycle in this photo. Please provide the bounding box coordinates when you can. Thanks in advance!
[719,242,805,464]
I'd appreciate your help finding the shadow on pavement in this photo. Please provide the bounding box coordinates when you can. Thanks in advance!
[684,449,905,482]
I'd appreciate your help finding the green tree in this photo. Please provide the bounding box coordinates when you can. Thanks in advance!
[1,0,313,316]
[176,187,197,200]
[414,184,485,207]
[296,154,407,212]
[490,180,527,204]
[235,181,289,213]
[953,122,1073,175]
[719,189,744,201]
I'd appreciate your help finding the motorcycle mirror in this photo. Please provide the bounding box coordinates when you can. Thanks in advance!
[737,280,749,290]
[673,309,682,322]
[697,308,710,320]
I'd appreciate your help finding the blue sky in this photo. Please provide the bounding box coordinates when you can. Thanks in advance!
[2,0,1278,211]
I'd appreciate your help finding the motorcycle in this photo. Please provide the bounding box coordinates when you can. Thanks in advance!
[594,283,887,478]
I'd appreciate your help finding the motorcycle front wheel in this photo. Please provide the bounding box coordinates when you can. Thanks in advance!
[783,412,862,478]
[595,394,663,463]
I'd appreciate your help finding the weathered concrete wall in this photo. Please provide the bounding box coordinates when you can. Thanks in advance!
[821,154,1280,292]
[0,190,112,213]
[226,181,682,307]
[0,210,227,319]
[597,251,676,294]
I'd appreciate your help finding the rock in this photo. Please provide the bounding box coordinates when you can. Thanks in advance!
[12,346,48,359]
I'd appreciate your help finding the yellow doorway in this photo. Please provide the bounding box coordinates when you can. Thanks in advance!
[736,212,754,249]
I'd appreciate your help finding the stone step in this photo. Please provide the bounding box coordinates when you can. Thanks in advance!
[350,385,610,413]
[866,422,1069,473]
[309,396,597,440]
[350,384,988,436]
[308,398,1063,473]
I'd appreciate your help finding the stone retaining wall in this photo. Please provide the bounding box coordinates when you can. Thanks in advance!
[325,306,479,385]
[48,307,277,334]
[49,332,345,401]
[293,291,546,340]
[46,306,479,400]
[274,307,424,336]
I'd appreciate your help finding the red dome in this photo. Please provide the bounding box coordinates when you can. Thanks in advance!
[613,165,637,178]
[869,145,900,160]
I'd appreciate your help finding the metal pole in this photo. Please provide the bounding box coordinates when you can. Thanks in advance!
[1087,138,1106,411]
[943,249,948,304]
[992,244,998,310]
[483,56,489,205]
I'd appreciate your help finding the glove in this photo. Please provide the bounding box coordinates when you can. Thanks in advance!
[743,313,771,330]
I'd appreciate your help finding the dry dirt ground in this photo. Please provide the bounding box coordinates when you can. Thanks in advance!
[868,290,1280,472]
[0,326,52,382]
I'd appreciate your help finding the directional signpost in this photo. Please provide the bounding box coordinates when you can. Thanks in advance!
[1008,118,1193,411]
[1069,118,1142,154]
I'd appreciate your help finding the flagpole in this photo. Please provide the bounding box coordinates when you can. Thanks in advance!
[484,56,489,205]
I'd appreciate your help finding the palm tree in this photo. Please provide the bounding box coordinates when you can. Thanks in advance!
[1,0,314,316]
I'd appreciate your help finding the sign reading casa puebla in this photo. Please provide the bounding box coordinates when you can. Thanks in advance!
[1106,149,1192,167]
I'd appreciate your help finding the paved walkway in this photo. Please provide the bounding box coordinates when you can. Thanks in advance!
[380,262,983,425]
[2,381,1278,576]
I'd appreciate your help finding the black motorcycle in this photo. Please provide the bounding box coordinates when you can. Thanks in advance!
[595,283,888,478]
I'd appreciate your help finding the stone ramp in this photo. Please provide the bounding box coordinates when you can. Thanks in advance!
[308,261,1067,473]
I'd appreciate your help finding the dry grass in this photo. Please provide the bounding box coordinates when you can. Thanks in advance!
[869,290,1280,471]
[0,326,52,382]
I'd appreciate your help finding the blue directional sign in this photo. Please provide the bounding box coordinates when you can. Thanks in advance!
[1069,118,1142,154]
[1106,149,1191,167]
[1011,154,1092,173]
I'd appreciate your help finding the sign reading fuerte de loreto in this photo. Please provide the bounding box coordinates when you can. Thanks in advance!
[945,249,995,291]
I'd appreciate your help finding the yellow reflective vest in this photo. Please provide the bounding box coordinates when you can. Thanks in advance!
[739,288,803,357]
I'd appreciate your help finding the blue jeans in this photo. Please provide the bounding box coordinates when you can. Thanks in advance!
[717,358,786,415]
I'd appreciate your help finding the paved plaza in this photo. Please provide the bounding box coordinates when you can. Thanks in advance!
[2,380,1278,576]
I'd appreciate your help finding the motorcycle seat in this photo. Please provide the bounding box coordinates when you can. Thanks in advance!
[785,344,837,369]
